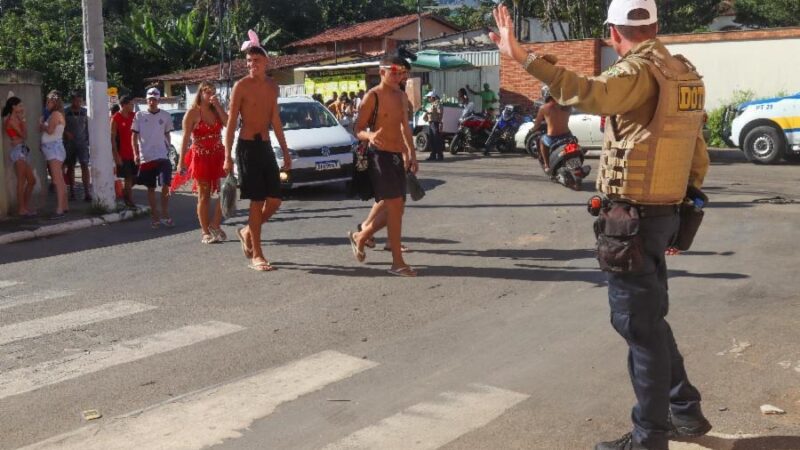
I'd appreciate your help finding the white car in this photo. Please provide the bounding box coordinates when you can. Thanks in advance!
[167,98,357,189]
[515,111,604,156]
[724,92,800,164]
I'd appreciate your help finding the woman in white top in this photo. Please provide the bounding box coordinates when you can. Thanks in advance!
[40,90,68,217]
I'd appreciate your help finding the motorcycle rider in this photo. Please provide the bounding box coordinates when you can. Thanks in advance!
[533,85,572,174]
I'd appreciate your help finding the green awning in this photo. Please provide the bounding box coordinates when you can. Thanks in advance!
[411,50,474,71]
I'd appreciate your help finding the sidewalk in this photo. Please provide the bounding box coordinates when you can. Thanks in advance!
[0,184,150,245]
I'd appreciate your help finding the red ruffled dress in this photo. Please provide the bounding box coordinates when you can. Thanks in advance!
[171,119,226,193]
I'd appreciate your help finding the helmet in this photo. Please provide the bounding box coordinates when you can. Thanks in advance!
[541,85,552,101]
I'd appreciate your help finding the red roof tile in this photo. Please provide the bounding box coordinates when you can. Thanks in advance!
[287,13,458,48]
[147,52,359,85]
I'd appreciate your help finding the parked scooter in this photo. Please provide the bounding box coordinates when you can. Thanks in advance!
[483,104,525,155]
[449,108,494,154]
[527,122,591,190]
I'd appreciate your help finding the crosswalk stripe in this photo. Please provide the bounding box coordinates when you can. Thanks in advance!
[0,301,157,346]
[323,383,529,450]
[0,290,73,311]
[0,320,244,401]
[0,280,21,289]
[22,350,378,450]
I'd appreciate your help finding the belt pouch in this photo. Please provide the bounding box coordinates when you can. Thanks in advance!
[673,202,704,251]
[594,203,644,273]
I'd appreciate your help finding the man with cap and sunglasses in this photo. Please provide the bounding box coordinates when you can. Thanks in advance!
[491,1,711,449]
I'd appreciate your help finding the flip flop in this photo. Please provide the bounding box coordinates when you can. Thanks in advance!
[211,227,227,241]
[201,233,217,244]
[237,227,253,259]
[348,231,366,263]
[387,266,417,277]
[248,261,275,272]
[383,244,411,253]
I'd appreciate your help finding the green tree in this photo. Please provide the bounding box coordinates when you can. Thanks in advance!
[733,0,800,28]
[0,0,84,95]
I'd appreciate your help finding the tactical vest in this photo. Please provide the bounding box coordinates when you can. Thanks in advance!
[597,52,705,204]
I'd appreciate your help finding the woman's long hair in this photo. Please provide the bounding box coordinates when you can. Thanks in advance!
[2,97,21,118]
[192,81,222,123]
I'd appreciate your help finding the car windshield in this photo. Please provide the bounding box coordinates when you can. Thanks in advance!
[170,111,184,131]
[279,102,339,131]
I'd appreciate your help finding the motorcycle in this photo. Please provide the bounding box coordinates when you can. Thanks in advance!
[483,104,525,155]
[527,122,591,191]
[449,109,494,154]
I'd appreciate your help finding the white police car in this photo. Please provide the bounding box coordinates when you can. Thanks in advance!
[724,93,800,164]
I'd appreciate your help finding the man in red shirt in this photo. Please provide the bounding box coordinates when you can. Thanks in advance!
[111,95,136,208]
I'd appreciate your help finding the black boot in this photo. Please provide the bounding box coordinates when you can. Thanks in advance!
[669,413,712,438]
[594,433,650,450]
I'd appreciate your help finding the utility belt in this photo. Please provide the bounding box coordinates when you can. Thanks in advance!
[587,191,706,273]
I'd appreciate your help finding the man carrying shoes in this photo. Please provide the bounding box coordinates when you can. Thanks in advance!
[491,1,711,449]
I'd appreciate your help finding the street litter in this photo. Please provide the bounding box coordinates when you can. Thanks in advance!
[82,409,102,420]
[716,338,751,357]
[760,404,785,415]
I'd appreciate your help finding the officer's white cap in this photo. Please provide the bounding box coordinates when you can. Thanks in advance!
[425,90,439,98]
[605,0,658,26]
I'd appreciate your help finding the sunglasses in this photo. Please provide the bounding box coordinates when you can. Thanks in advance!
[380,65,409,75]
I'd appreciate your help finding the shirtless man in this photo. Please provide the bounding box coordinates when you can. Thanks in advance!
[349,55,419,277]
[532,85,572,174]
[224,31,291,272]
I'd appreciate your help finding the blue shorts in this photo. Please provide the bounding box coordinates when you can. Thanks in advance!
[42,140,66,162]
[542,133,573,148]
[137,159,172,188]
[9,143,30,163]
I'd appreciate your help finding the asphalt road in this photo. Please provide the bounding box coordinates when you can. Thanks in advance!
[1,149,799,450]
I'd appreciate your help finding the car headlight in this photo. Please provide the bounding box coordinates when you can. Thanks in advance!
[273,147,297,159]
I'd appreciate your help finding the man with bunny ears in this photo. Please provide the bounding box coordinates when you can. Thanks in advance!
[224,30,291,272]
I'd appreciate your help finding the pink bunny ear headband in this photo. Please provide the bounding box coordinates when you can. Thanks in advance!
[241,30,268,56]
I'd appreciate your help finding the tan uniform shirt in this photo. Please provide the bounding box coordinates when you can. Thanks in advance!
[525,39,709,189]
[428,101,443,122]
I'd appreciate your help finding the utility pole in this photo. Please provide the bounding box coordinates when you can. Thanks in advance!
[417,0,423,50]
[82,0,115,210]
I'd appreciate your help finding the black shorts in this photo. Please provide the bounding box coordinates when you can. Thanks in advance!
[368,147,406,202]
[136,159,172,188]
[117,159,137,179]
[236,137,281,201]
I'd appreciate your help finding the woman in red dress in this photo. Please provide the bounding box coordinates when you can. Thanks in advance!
[171,81,229,243]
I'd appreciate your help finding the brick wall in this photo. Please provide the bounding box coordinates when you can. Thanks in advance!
[499,39,601,113]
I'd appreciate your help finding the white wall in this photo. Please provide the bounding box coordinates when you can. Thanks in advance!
[599,37,800,110]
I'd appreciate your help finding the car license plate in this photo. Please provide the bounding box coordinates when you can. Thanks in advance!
[315,160,340,171]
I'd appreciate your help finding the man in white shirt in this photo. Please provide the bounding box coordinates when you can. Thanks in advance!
[132,87,174,228]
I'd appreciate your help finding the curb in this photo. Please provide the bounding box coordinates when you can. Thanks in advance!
[0,205,151,245]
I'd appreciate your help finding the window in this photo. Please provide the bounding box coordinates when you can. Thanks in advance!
[279,102,339,130]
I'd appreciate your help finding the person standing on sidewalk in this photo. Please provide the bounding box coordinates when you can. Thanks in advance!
[132,87,175,229]
[111,95,137,208]
[465,83,498,113]
[491,1,711,449]
[172,81,229,244]
[349,55,419,277]
[423,90,444,161]
[64,91,92,202]
[3,95,36,216]
[40,91,69,218]
[224,30,291,272]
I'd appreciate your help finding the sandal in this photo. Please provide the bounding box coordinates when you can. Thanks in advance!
[387,266,417,277]
[348,231,366,263]
[151,220,160,229]
[211,227,227,242]
[160,218,175,228]
[248,261,275,272]
[237,227,253,258]
[357,224,376,249]
[383,244,411,253]
[201,233,217,244]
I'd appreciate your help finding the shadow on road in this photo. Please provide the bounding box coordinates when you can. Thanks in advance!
[676,434,800,449]
[413,247,595,261]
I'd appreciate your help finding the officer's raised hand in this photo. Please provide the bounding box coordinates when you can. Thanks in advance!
[489,5,527,64]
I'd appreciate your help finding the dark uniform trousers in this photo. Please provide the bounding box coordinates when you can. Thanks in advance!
[428,122,444,161]
[606,211,703,449]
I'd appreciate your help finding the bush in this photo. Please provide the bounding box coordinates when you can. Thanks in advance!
[706,90,755,148]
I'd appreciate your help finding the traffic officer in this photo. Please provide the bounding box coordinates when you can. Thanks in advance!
[423,90,445,161]
[491,1,711,449]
